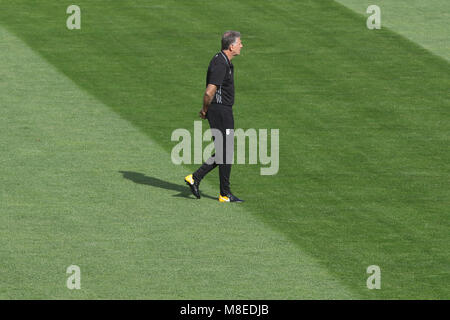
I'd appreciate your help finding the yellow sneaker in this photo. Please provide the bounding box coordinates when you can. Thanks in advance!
[219,194,230,202]
[184,174,200,199]
[219,193,244,203]
[184,174,194,185]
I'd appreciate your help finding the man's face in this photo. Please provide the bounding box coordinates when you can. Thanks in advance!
[230,37,243,56]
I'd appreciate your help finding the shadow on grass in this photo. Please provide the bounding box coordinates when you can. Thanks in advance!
[119,171,217,200]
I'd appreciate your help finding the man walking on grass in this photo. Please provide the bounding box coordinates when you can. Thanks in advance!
[185,31,244,202]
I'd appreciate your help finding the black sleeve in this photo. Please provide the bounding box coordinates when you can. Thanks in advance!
[208,61,227,86]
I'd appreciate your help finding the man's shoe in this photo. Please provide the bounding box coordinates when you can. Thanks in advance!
[219,193,244,203]
[185,174,200,199]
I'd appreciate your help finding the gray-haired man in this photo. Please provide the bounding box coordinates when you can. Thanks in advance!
[185,31,244,202]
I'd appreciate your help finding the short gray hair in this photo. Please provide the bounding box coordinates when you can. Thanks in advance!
[221,30,241,50]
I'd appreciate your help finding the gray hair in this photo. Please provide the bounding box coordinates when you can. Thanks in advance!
[221,30,241,50]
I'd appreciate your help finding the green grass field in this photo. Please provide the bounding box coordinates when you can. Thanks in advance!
[0,0,449,299]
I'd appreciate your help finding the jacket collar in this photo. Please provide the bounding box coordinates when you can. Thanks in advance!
[220,50,232,67]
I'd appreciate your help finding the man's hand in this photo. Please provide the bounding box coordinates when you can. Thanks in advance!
[199,109,207,119]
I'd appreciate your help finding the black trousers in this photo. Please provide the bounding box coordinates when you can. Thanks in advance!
[193,103,234,196]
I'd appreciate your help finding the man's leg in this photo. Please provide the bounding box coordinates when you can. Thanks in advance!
[218,106,234,196]
[186,105,220,199]
[218,162,232,196]
[216,106,242,202]
[193,155,217,182]
[193,104,221,182]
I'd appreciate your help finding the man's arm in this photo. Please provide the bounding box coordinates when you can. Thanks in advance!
[199,84,217,119]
